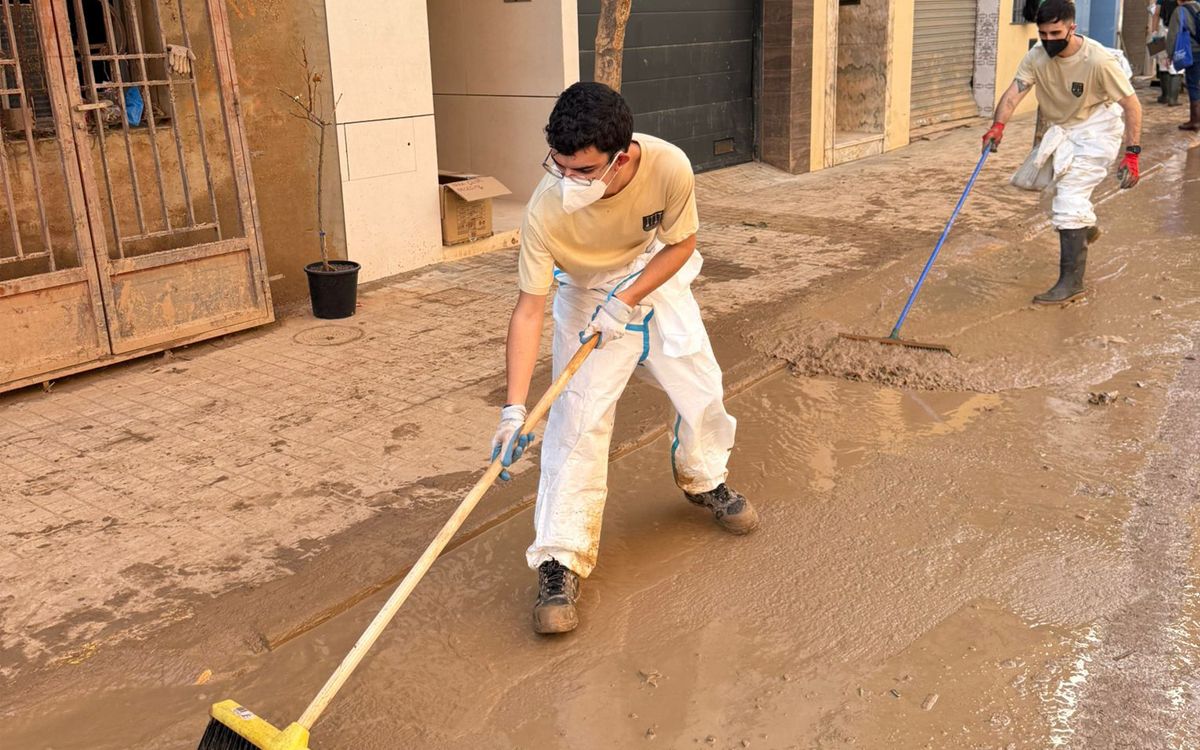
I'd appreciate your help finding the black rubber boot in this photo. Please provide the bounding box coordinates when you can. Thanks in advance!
[532,559,580,634]
[1034,228,1088,305]
[685,483,760,535]
[1158,72,1170,103]
[1166,75,1183,106]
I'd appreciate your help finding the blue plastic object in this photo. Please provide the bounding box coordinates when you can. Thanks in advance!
[124,87,144,127]
[1174,6,1197,69]
[885,147,990,341]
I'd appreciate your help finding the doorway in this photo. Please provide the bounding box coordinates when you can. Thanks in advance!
[833,0,891,163]
[1,0,272,393]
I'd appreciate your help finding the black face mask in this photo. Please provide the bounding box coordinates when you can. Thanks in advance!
[1043,33,1072,58]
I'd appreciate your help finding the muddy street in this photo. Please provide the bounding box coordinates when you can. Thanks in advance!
[2,111,1199,749]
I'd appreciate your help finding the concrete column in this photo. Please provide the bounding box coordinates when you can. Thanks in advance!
[760,0,816,174]
[886,0,915,151]
[975,0,1002,117]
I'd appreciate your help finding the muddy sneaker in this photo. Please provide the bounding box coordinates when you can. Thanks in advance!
[532,559,580,634]
[685,483,760,535]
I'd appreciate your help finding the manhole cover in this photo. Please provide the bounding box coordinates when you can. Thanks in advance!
[293,325,364,347]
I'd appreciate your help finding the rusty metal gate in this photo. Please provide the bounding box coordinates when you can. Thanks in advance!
[0,0,271,393]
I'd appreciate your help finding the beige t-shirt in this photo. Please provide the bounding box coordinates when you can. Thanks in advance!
[518,133,700,296]
[1014,37,1134,127]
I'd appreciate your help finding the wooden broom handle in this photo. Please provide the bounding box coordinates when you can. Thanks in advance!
[297,335,599,729]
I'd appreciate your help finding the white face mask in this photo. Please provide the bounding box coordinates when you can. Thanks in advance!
[560,153,622,214]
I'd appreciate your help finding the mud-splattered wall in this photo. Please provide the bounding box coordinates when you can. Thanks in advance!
[835,0,889,134]
[0,0,344,306]
[226,0,346,306]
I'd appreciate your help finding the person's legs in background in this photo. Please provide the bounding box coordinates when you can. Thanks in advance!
[1181,61,1200,130]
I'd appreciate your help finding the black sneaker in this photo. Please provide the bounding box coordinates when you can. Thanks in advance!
[685,483,760,535]
[532,559,580,634]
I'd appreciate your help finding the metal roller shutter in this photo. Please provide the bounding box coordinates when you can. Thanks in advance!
[910,0,979,130]
[579,0,756,172]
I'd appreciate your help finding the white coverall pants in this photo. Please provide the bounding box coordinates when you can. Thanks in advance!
[525,247,737,578]
[1038,102,1125,230]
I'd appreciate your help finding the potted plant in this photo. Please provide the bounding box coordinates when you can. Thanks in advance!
[281,48,358,319]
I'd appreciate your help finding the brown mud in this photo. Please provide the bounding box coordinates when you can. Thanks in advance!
[759,210,1199,394]
[0,354,1182,748]
[3,127,1200,748]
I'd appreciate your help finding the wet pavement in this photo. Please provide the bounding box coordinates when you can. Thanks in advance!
[1,90,1199,748]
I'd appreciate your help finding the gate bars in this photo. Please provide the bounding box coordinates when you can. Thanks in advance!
[68,0,224,257]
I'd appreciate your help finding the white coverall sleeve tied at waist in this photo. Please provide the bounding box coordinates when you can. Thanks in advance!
[1032,102,1125,230]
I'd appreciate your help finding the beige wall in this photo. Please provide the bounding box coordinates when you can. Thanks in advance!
[974,0,1038,119]
[428,0,579,201]
[995,0,1039,116]
[326,0,443,284]
[810,0,833,171]
[886,0,915,151]
[217,1,347,306]
[813,0,1034,173]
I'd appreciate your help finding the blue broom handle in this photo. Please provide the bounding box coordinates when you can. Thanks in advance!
[889,147,991,339]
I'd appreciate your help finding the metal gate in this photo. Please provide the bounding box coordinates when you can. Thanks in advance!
[0,0,271,393]
[910,0,979,130]
[578,0,756,172]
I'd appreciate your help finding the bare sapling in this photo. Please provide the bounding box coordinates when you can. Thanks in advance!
[279,45,340,271]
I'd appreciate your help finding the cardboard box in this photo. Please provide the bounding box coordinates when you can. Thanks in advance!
[438,172,511,246]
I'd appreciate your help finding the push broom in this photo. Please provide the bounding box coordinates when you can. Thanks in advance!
[197,335,600,750]
[839,145,993,354]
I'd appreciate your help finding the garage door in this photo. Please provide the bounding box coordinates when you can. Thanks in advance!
[579,0,756,172]
[910,0,979,130]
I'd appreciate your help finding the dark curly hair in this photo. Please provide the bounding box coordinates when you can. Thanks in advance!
[545,82,634,158]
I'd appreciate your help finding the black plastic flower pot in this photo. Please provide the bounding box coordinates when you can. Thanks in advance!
[304,260,360,319]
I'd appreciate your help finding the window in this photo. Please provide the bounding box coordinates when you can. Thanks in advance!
[1,1,55,135]
[0,0,169,139]
[1013,0,1033,25]
[70,0,173,132]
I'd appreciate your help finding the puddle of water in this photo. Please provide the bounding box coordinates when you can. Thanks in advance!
[0,372,1030,750]
[747,376,999,492]
[817,599,1078,749]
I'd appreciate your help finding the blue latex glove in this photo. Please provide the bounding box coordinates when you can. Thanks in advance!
[490,404,535,481]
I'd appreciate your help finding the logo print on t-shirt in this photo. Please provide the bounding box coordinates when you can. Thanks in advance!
[1071,81,1084,98]
[642,210,664,232]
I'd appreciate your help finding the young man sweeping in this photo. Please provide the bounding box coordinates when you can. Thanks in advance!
[984,0,1143,304]
[491,82,759,635]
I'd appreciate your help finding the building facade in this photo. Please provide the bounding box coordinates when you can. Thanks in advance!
[2,0,1041,392]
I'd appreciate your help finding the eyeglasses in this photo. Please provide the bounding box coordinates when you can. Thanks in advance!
[542,150,618,186]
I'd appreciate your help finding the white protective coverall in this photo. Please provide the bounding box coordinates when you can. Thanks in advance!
[1012,47,1132,229]
[526,241,737,578]
[1037,102,1125,229]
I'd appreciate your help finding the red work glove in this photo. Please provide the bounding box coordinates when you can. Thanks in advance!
[982,122,1005,152]
[1117,151,1139,189]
